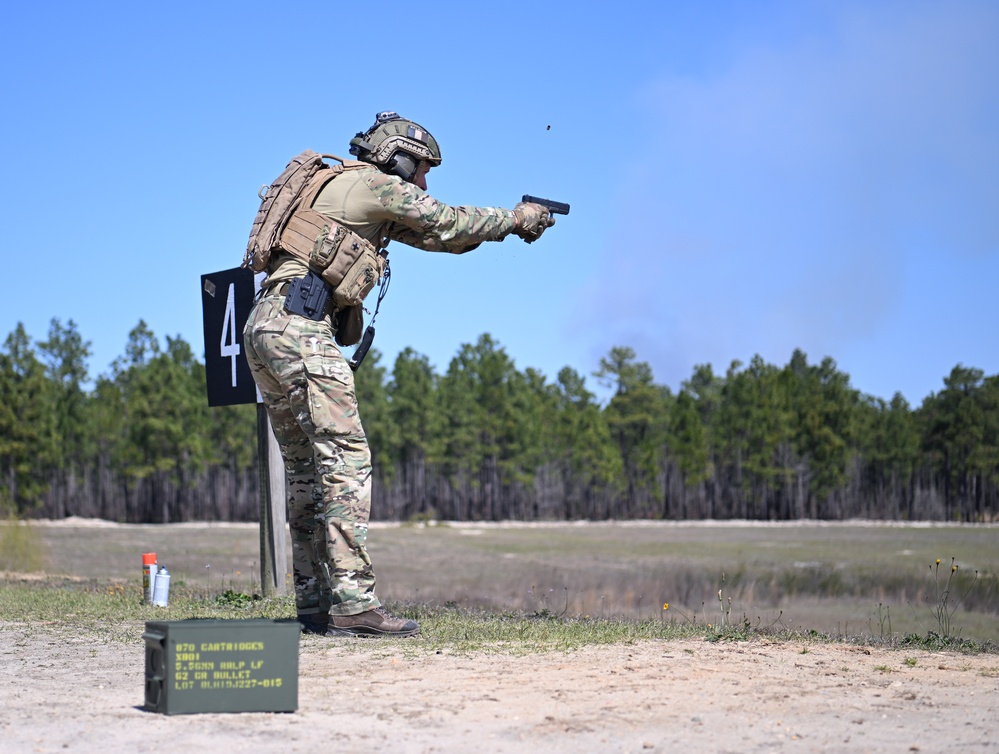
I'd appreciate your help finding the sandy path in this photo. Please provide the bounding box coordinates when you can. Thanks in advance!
[1,623,996,753]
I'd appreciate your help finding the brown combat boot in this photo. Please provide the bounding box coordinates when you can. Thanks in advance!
[327,607,420,638]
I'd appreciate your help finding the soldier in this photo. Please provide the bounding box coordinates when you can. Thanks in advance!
[243,112,555,637]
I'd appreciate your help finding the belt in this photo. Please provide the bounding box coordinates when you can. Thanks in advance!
[260,282,291,298]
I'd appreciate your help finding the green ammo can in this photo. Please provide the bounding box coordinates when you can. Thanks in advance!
[143,619,301,714]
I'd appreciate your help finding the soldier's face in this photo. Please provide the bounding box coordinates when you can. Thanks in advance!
[413,161,431,191]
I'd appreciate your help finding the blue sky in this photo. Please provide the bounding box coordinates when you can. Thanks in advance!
[1,0,996,407]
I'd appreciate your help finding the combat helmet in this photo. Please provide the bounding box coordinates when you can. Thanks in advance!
[349,111,441,182]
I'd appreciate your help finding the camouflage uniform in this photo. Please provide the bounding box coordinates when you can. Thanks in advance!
[243,165,518,621]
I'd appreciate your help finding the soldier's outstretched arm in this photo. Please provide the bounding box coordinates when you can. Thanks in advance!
[364,171,554,253]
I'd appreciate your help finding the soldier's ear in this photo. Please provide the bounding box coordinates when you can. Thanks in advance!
[387,152,419,182]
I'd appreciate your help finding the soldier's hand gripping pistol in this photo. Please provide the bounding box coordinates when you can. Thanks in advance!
[513,195,569,243]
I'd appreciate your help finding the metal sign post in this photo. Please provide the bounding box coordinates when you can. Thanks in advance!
[256,406,288,597]
[201,267,287,597]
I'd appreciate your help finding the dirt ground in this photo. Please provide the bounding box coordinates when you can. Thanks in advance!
[1,623,997,754]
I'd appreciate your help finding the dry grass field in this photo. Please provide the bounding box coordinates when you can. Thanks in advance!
[12,517,999,641]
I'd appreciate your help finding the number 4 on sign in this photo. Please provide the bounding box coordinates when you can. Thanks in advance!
[220,283,241,388]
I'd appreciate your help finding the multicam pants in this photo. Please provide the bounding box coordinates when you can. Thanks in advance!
[243,290,380,618]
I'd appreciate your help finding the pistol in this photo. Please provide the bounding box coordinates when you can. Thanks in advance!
[522,195,570,216]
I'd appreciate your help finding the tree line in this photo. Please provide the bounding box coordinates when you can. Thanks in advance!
[1,319,996,523]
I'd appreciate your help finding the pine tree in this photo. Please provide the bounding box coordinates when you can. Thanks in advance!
[0,324,57,514]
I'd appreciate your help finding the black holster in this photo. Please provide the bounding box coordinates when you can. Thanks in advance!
[284,271,331,321]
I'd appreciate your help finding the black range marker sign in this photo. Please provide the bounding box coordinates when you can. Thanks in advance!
[201,267,258,407]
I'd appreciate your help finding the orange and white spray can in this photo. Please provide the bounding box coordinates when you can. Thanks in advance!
[142,553,157,604]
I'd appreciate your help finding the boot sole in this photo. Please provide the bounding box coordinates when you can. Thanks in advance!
[326,626,420,638]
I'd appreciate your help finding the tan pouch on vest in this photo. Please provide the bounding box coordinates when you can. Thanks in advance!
[331,244,385,309]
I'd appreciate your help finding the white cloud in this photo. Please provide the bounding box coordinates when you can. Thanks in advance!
[577,1,999,392]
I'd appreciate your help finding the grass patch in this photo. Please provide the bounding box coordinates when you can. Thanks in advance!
[395,603,704,653]
[0,577,293,643]
[0,515,46,572]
